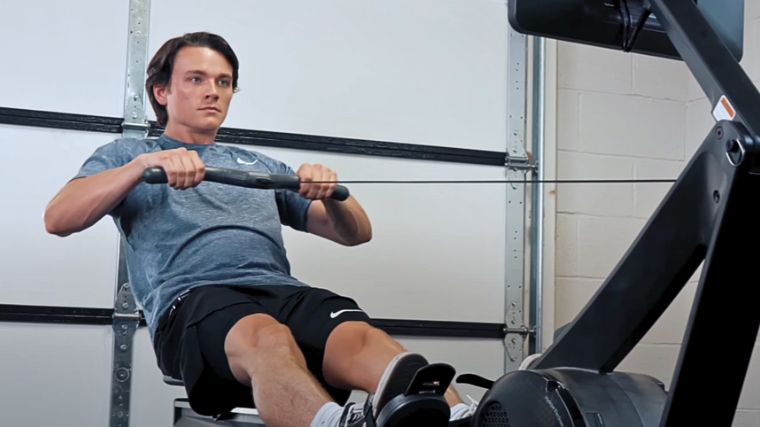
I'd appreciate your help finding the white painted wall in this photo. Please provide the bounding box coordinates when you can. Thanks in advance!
[552,2,760,426]
[148,0,509,151]
[0,1,513,426]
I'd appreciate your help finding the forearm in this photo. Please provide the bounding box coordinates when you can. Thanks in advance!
[321,197,372,246]
[44,160,145,236]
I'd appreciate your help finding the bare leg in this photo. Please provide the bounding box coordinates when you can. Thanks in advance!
[322,321,464,406]
[444,387,464,407]
[224,313,332,427]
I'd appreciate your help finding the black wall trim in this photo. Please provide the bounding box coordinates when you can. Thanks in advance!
[0,107,507,166]
[370,318,506,339]
[0,304,118,326]
[0,304,505,339]
[0,107,123,134]
[172,126,506,166]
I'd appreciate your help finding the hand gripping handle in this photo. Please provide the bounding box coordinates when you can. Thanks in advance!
[142,167,350,201]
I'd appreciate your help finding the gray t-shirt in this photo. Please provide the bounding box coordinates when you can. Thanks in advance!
[75,134,312,338]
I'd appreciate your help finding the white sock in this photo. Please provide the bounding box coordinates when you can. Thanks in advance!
[310,402,343,427]
[449,402,471,420]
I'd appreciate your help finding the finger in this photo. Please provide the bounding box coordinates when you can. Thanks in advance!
[172,155,189,189]
[167,150,189,188]
[190,151,206,186]
[297,164,315,198]
[314,167,330,199]
[311,165,335,199]
[160,156,177,188]
[167,156,182,189]
[301,179,317,199]
[322,169,337,199]
[178,153,196,189]
[303,165,319,199]
[296,163,311,180]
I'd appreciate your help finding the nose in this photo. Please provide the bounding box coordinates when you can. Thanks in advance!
[205,80,220,100]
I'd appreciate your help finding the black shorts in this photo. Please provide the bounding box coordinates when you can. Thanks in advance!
[153,284,371,416]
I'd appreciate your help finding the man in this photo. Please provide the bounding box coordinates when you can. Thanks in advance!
[44,32,475,427]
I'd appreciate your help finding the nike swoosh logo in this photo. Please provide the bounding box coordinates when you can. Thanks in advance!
[236,158,258,165]
[330,309,365,319]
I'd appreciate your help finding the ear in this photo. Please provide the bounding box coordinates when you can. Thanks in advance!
[153,84,169,106]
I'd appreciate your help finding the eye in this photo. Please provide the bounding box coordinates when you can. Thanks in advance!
[189,76,203,84]
[218,79,232,88]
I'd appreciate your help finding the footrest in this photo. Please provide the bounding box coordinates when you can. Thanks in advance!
[163,375,185,387]
[404,363,456,396]
[375,363,455,427]
[173,398,265,426]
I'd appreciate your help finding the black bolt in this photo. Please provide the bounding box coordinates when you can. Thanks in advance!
[116,368,130,382]
[713,190,720,203]
[716,127,724,139]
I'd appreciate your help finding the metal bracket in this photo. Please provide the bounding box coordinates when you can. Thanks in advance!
[504,326,536,336]
[109,1,150,426]
[109,283,140,427]
[504,155,537,171]
[504,325,537,364]
[121,0,151,140]
[504,24,529,373]
[121,121,150,138]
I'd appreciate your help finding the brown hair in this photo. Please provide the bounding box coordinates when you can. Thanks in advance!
[146,32,239,126]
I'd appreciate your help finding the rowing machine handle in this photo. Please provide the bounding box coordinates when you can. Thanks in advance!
[142,167,350,201]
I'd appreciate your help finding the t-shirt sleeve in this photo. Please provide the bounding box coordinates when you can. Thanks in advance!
[271,163,312,231]
[73,139,134,180]
[71,139,138,217]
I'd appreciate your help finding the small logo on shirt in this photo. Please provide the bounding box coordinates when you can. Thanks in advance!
[236,158,258,166]
[329,309,365,319]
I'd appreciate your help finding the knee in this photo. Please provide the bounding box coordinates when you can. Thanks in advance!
[328,321,373,349]
[337,321,379,338]
[354,323,399,349]
[326,322,400,359]
[364,325,395,343]
[225,314,297,359]
[323,322,405,389]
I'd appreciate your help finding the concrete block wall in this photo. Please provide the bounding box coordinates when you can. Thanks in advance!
[553,3,759,425]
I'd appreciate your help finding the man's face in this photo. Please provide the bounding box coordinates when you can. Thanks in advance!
[155,46,235,133]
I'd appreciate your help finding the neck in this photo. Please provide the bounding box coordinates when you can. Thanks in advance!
[163,122,218,145]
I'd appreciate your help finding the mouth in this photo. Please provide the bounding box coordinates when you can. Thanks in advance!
[199,106,221,113]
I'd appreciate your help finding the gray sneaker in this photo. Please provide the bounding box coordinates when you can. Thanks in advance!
[371,352,429,418]
[338,402,368,427]
[448,400,478,426]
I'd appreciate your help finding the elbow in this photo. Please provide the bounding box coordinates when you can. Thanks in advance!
[344,227,372,247]
[359,228,373,245]
[44,218,62,236]
[44,215,67,237]
[43,209,73,237]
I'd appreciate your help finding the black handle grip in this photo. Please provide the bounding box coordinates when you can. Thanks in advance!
[142,167,350,201]
[328,185,350,201]
[142,167,169,184]
[268,174,349,201]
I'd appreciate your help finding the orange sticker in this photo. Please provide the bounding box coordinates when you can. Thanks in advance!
[713,95,737,121]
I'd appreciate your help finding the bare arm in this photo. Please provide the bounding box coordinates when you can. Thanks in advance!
[44,147,206,236]
[297,163,372,246]
[306,197,372,246]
